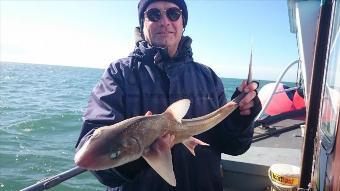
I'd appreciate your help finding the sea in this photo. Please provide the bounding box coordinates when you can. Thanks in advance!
[0,62,278,191]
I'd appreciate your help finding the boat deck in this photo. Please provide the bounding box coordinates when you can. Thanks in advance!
[221,112,305,191]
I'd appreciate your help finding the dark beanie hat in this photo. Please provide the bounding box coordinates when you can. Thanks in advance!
[138,0,188,29]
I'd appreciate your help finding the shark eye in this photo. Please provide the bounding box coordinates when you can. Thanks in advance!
[110,150,121,159]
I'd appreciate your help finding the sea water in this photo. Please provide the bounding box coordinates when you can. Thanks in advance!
[0,62,275,191]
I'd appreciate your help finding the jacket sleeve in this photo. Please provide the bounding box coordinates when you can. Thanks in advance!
[75,61,148,188]
[210,76,262,155]
[75,62,125,147]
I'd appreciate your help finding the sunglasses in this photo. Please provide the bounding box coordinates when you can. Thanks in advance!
[144,7,182,22]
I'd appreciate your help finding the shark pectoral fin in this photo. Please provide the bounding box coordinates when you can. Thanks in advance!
[182,137,210,156]
[143,147,176,186]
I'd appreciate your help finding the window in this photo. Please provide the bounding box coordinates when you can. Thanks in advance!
[320,0,340,151]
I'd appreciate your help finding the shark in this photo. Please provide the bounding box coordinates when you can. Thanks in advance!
[74,96,246,186]
[74,49,254,186]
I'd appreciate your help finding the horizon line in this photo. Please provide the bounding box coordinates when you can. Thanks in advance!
[1,60,284,83]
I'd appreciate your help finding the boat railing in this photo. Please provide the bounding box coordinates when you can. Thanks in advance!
[254,59,302,122]
[19,166,86,191]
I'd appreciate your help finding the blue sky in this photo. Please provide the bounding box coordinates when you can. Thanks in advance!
[0,0,299,81]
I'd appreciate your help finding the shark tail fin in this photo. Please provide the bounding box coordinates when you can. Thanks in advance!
[164,99,190,123]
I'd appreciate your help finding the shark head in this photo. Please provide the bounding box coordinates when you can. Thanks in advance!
[106,133,143,168]
[75,124,143,170]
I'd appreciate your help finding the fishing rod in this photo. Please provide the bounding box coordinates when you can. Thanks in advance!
[20,166,86,191]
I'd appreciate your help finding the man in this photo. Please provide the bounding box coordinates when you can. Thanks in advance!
[75,0,261,190]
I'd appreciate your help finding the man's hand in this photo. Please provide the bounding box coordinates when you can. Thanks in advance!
[145,111,176,153]
[237,80,259,116]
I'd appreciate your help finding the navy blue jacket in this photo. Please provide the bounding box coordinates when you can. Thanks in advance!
[76,35,261,191]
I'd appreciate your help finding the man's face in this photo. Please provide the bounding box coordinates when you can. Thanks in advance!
[143,1,183,57]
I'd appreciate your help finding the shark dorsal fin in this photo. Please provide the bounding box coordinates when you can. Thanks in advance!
[164,99,190,123]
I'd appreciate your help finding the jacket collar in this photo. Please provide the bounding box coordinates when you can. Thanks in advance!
[131,27,193,68]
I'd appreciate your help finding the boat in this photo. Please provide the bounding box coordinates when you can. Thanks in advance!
[221,0,340,190]
[20,0,339,190]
